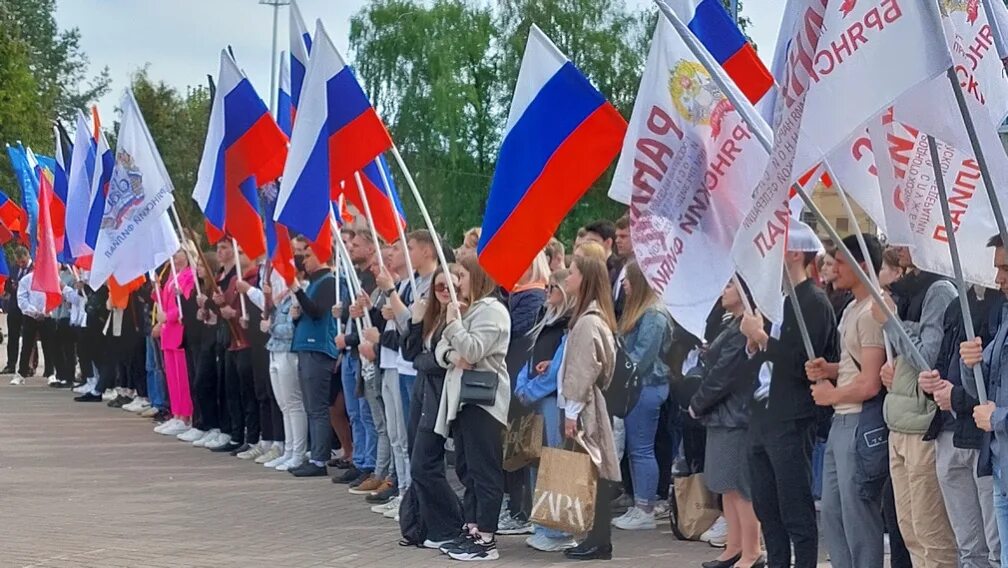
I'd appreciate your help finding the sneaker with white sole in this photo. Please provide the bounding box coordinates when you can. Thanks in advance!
[154,418,182,435]
[447,533,499,561]
[371,498,398,515]
[177,428,205,442]
[159,420,190,436]
[700,515,728,548]
[382,496,402,519]
[653,500,671,520]
[612,506,656,530]
[256,446,283,464]
[193,429,220,447]
[525,533,577,552]
[101,389,117,402]
[73,379,96,394]
[496,514,533,535]
[46,376,59,386]
[275,458,303,471]
[203,433,232,450]
[264,452,291,469]
[237,446,265,460]
[140,406,161,418]
[9,376,25,385]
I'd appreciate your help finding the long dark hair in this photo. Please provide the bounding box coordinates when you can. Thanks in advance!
[570,255,617,332]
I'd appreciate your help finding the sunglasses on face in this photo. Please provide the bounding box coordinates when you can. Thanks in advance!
[434,282,456,294]
[547,284,560,292]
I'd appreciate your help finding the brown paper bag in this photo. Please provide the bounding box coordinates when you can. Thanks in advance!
[502,413,544,472]
[530,447,597,534]
[670,474,720,541]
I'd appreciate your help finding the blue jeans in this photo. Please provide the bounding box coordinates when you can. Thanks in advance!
[145,337,167,410]
[341,353,376,470]
[400,373,416,425]
[994,464,1008,567]
[624,383,670,507]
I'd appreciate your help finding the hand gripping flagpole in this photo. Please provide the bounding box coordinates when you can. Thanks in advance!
[334,225,373,330]
[928,135,989,402]
[656,0,929,371]
[375,156,418,295]
[352,171,386,269]
[826,163,895,363]
[390,144,459,308]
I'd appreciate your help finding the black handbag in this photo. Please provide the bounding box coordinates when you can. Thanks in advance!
[460,369,499,405]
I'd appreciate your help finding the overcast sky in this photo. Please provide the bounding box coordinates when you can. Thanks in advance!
[56,0,787,119]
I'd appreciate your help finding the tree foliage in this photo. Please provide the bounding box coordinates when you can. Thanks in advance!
[350,0,751,246]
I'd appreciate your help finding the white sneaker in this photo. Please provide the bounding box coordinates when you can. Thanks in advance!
[101,389,117,402]
[275,457,304,471]
[72,380,93,394]
[154,418,180,434]
[160,420,190,436]
[177,428,205,442]
[9,376,25,385]
[371,498,397,514]
[525,533,578,552]
[265,452,292,469]
[204,433,232,450]
[653,500,671,520]
[612,506,656,531]
[123,398,150,412]
[46,375,59,386]
[193,429,220,447]
[700,516,728,547]
[237,446,265,460]
[255,446,282,464]
[382,496,402,519]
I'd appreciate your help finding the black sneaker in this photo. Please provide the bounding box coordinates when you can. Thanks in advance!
[229,443,251,457]
[151,409,171,423]
[439,531,474,554]
[108,395,132,408]
[1,366,14,375]
[289,462,328,477]
[447,534,499,561]
[365,483,398,504]
[210,441,242,453]
[331,466,360,484]
[74,392,102,402]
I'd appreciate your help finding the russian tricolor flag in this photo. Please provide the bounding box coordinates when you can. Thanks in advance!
[275,20,392,249]
[278,52,294,137]
[194,50,289,261]
[667,0,773,105]
[344,156,406,244]
[478,25,626,290]
[86,108,113,253]
[289,0,312,110]
[66,110,97,258]
[53,122,73,262]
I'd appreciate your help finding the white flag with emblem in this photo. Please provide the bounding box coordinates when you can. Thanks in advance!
[89,89,178,287]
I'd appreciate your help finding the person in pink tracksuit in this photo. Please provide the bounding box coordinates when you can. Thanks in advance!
[156,249,196,432]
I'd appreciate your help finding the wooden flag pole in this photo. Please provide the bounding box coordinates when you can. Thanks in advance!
[928,135,988,401]
[375,156,418,294]
[389,144,458,308]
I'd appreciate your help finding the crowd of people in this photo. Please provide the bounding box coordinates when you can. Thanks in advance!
[7,211,1008,567]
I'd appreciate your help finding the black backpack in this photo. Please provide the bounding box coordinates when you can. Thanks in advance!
[604,337,641,418]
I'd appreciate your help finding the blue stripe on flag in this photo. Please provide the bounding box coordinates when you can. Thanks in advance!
[688,0,747,64]
[324,67,373,134]
[276,127,331,240]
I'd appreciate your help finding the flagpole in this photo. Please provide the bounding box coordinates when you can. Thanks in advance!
[149,270,165,312]
[826,163,895,363]
[231,237,249,319]
[389,144,458,308]
[168,254,185,316]
[168,203,202,298]
[928,134,988,401]
[783,272,815,361]
[334,228,372,330]
[328,211,343,337]
[375,156,417,294]
[981,0,1008,67]
[352,171,386,269]
[655,0,929,370]
[943,66,1008,250]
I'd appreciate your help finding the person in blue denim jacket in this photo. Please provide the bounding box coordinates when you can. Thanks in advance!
[610,261,672,532]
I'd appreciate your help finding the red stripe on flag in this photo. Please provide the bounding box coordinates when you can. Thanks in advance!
[327,108,393,184]
[309,221,332,266]
[272,222,297,286]
[33,173,62,312]
[479,104,626,290]
[722,45,774,105]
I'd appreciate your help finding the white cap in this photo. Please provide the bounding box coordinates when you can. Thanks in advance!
[787,219,824,253]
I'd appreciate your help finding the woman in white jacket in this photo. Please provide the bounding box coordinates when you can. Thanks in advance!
[434,256,511,562]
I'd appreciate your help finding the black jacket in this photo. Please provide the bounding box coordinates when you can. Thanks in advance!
[402,320,447,436]
[690,318,753,429]
[749,279,839,424]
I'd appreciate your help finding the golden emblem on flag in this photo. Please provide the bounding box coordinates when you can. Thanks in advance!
[102,150,146,231]
[668,59,731,138]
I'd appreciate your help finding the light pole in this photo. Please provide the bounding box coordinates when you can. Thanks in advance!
[260,0,291,115]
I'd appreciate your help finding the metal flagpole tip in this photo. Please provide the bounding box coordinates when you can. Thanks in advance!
[258,0,290,5]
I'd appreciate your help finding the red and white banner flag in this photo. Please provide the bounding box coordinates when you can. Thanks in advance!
[733,0,950,321]
[609,10,764,339]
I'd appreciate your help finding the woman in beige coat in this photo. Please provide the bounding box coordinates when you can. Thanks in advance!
[434,257,511,562]
[559,255,619,561]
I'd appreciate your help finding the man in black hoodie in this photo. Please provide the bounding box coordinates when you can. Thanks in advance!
[740,221,838,568]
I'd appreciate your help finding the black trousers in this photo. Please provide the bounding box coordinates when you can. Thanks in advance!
[5,309,22,370]
[53,318,77,383]
[505,397,533,521]
[193,340,221,431]
[655,399,676,500]
[224,349,251,444]
[411,428,463,541]
[453,405,505,533]
[129,337,147,397]
[748,416,818,568]
[75,327,93,380]
[18,317,55,377]
[585,478,617,547]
